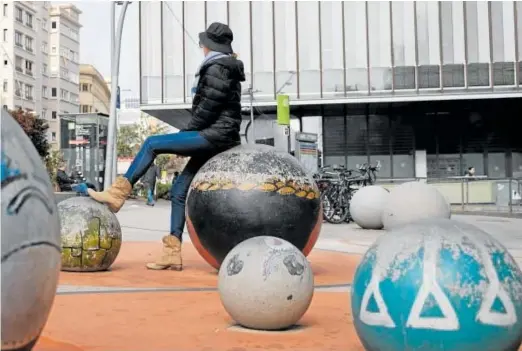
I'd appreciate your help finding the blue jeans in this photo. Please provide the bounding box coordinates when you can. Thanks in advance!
[146,188,154,205]
[123,131,219,239]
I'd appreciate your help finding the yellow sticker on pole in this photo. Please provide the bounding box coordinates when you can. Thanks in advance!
[277,94,290,126]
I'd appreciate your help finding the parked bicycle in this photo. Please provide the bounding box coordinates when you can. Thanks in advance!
[314,161,381,224]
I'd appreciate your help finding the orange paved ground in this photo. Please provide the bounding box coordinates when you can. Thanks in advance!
[35,242,522,351]
[38,292,364,351]
[36,242,363,351]
[58,242,361,288]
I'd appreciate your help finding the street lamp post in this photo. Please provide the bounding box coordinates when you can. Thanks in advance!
[104,1,130,190]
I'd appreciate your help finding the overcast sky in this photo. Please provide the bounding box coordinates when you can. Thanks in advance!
[71,1,140,99]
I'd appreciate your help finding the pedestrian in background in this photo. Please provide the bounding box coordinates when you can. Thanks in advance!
[142,161,160,206]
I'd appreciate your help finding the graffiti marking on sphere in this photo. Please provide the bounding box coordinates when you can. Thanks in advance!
[262,242,306,281]
[468,232,517,326]
[226,254,244,276]
[1,152,53,215]
[406,236,459,330]
[359,228,518,331]
[359,249,396,328]
[283,255,305,276]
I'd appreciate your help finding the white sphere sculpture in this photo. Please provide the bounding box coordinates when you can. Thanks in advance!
[350,185,390,229]
[1,111,61,350]
[218,236,314,330]
[382,181,451,230]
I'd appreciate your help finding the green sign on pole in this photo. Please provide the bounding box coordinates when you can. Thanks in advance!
[277,94,290,125]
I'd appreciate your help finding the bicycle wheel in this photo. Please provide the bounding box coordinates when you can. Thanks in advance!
[321,191,349,224]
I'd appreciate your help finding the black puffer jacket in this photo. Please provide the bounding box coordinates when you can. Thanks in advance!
[185,56,246,149]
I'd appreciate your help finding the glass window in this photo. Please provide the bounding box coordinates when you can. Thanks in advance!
[367,1,392,92]
[368,114,391,178]
[3,79,7,93]
[162,1,184,103]
[297,1,320,99]
[274,1,297,98]
[51,87,56,97]
[440,1,466,88]
[25,36,33,52]
[25,12,32,28]
[15,6,22,22]
[3,3,7,17]
[140,2,162,104]
[391,1,416,90]
[251,1,275,100]
[491,1,516,86]
[344,1,369,93]
[52,111,57,119]
[51,21,56,29]
[465,1,491,87]
[25,84,33,100]
[14,31,22,47]
[346,114,369,170]
[205,1,227,27]
[320,1,343,98]
[229,2,252,95]
[323,108,346,166]
[2,29,6,42]
[416,2,441,88]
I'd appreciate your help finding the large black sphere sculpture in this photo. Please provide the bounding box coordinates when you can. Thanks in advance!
[186,144,322,269]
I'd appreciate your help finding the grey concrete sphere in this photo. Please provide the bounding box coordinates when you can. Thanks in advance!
[350,186,390,229]
[218,236,314,330]
[1,111,61,350]
[382,182,451,230]
[58,197,122,272]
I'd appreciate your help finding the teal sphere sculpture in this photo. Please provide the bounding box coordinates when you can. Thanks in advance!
[351,218,522,351]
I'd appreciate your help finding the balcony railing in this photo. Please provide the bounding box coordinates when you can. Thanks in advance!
[15,17,23,23]
[15,42,23,48]
[26,22,33,29]
[25,70,33,77]
[15,66,23,72]
[26,95,33,101]
[25,47,33,53]
[14,90,21,97]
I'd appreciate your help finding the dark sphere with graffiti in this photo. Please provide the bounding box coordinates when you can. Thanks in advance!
[58,197,122,272]
[351,218,522,351]
[1,110,61,351]
[186,144,322,269]
[218,236,314,330]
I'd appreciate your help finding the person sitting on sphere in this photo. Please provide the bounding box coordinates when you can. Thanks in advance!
[82,22,245,271]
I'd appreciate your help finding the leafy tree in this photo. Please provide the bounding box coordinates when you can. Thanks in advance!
[44,150,64,189]
[116,124,141,158]
[9,108,50,158]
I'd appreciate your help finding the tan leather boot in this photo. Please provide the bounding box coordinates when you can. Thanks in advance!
[87,176,132,213]
[146,235,183,271]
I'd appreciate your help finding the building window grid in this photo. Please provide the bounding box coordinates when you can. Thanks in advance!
[141,1,521,104]
[321,102,520,180]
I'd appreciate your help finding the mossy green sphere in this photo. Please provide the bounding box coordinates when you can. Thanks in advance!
[58,197,122,272]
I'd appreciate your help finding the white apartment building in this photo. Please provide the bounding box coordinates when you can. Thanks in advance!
[0,1,81,148]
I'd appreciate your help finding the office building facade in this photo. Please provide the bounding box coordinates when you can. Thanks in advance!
[139,1,522,179]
